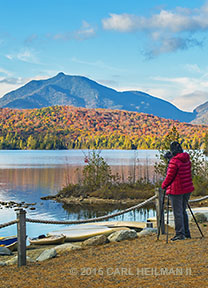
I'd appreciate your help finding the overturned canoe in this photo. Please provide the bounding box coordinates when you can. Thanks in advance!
[0,236,18,251]
[48,224,131,242]
[29,234,66,245]
[83,221,146,232]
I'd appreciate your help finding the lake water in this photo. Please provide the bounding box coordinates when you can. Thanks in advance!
[0,150,158,240]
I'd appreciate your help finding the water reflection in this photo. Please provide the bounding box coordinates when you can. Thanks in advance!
[0,165,158,190]
[0,168,66,193]
[61,202,155,223]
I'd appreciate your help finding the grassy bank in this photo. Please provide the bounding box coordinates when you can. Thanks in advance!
[57,180,155,201]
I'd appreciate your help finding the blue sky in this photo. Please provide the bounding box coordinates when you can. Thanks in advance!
[0,0,208,111]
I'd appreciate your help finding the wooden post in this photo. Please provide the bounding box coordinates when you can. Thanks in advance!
[155,188,165,237]
[17,209,27,267]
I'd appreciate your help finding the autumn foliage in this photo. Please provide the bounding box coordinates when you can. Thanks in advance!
[0,105,208,150]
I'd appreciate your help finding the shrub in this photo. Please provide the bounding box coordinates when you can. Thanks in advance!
[192,175,208,196]
[82,150,113,190]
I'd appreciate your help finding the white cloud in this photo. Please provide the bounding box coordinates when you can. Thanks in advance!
[150,10,194,32]
[74,21,96,40]
[185,64,201,73]
[0,67,12,76]
[152,75,208,111]
[102,11,197,33]
[0,77,23,85]
[173,91,208,111]
[5,54,13,60]
[153,75,208,95]
[102,3,208,56]
[103,3,208,33]
[5,48,40,64]
[17,49,39,63]
[102,13,144,32]
[50,21,96,41]
[51,32,71,41]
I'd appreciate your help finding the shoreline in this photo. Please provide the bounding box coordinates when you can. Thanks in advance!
[41,195,147,206]
[41,194,208,208]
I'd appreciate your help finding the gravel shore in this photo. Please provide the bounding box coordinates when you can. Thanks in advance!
[0,222,207,288]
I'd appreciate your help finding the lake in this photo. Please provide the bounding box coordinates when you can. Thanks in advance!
[0,150,158,240]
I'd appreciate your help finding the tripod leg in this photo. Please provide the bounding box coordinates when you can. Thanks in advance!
[187,203,204,238]
[157,191,166,240]
[166,195,169,244]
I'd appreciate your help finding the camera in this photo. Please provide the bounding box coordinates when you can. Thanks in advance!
[164,151,173,160]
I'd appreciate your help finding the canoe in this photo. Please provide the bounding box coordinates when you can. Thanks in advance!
[83,221,146,232]
[0,236,18,251]
[29,234,66,245]
[48,224,131,242]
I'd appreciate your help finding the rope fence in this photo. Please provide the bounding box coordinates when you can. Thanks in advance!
[0,219,18,229]
[26,195,157,225]
[189,195,208,203]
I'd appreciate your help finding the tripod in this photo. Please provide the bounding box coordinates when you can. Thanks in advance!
[157,192,204,243]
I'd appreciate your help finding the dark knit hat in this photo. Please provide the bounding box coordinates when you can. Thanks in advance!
[170,141,183,156]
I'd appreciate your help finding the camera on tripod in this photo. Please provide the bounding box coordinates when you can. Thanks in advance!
[164,151,173,161]
[157,148,204,242]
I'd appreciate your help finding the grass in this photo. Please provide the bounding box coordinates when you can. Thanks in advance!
[57,180,155,200]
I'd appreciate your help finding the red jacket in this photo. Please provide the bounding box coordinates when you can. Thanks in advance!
[161,152,194,195]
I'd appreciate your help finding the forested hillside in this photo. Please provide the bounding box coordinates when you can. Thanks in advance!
[0,106,207,150]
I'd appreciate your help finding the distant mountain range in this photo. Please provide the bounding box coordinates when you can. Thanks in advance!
[191,101,208,124]
[0,72,207,124]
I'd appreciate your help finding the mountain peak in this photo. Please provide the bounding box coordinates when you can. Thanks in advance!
[56,72,66,78]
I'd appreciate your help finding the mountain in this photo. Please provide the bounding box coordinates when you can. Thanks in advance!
[191,101,208,124]
[0,72,196,122]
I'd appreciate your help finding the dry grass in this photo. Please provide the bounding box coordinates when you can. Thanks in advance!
[0,223,207,288]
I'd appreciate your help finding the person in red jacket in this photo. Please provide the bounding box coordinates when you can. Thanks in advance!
[162,141,194,241]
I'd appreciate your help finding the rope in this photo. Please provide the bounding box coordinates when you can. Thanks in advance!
[0,219,18,229]
[189,195,208,203]
[163,194,208,203]
[26,195,157,225]
[1,194,206,229]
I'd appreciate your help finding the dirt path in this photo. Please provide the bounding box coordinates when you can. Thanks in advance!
[0,223,207,288]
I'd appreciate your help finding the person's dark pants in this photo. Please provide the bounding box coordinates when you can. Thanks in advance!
[169,193,191,237]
